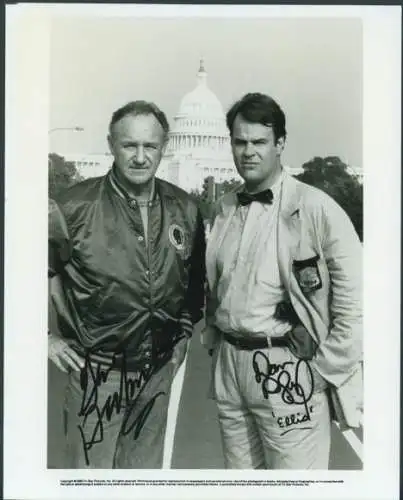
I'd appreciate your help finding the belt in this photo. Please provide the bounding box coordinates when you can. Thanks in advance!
[222,331,289,351]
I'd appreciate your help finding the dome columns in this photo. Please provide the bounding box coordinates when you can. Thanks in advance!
[168,133,231,153]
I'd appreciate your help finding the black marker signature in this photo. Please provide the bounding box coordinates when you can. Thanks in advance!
[279,427,313,436]
[252,350,314,417]
[77,351,167,466]
[277,406,314,436]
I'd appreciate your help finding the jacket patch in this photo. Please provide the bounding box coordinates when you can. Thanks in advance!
[293,255,322,293]
[169,224,186,252]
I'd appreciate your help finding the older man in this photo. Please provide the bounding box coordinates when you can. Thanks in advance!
[48,100,206,468]
[203,92,362,469]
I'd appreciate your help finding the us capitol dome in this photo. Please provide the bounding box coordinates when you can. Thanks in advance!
[158,60,241,192]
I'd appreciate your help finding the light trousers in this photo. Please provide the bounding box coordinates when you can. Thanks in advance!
[212,340,331,469]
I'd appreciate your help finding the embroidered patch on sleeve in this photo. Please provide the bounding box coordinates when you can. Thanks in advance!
[168,223,186,252]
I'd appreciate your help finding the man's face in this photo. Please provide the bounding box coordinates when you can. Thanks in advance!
[231,114,284,191]
[108,113,167,188]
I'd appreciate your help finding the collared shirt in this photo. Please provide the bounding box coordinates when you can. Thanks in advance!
[214,172,292,339]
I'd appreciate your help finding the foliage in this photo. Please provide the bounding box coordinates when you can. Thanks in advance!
[48,153,83,199]
[216,178,243,196]
[191,177,243,221]
[190,188,213,221]
[295,156,363,241]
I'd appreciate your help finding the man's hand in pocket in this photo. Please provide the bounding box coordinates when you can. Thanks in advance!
[310,365,328,393]
[171,336,190,378]
[48,332,84,373]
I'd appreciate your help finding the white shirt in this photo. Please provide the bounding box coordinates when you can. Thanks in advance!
[214,174,292,339]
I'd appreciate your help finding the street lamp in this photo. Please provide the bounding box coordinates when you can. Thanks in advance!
[48,126,85,167]
[48,126,84,135]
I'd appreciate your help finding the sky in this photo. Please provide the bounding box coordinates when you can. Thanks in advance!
[50,15,363,169]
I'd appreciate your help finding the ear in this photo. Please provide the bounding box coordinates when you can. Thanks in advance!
[276,136,285,155]
[161,137,168,155]
[107,134,114,155]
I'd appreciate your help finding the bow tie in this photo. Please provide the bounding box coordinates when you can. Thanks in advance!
[237,188,274,206]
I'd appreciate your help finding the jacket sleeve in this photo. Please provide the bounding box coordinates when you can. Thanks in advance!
[310,196,363,388]
[204,199,221,328]
[201,287,220,349]
[205,286,218,327]
[181,208,206,326]
[48,198,72,278]
[201,202,222,350]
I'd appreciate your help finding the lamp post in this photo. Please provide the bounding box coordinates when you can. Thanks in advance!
[48,125,85,190]
[48,126,84,135]
[48,126,84,167]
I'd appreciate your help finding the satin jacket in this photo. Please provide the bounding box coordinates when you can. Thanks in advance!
[49,170,206,370]
[204,172,363,427]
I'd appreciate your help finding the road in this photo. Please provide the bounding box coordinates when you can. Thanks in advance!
[48,322,363,470]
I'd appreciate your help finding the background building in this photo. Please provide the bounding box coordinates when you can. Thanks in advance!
[63,153,112,179]
[155,60,241,192]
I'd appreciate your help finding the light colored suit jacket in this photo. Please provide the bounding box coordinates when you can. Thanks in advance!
[204,172,363,428]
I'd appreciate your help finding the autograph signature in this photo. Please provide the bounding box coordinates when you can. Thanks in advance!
[77,351,166,466]
[276,406,314,435]
[252,350,314,421]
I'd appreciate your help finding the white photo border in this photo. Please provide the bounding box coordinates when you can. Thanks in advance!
[4,4,401,500]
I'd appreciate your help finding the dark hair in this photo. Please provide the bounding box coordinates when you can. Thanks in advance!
[109,100,170,139]
[226,92,286,143]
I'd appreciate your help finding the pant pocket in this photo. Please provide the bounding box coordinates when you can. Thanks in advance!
[256,389,331,469]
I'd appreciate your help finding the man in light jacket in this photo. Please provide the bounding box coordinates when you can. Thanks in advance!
[202,92,362,469]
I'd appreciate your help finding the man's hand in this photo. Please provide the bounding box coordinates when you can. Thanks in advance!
[171,337,190,377]
[201,325,219,352]
[48,332,84,373]
[311,365,328,393]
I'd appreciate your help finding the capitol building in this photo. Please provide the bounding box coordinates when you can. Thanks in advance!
[157,60,240,191]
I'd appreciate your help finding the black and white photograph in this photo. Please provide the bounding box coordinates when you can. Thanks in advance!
[4,4,401,500]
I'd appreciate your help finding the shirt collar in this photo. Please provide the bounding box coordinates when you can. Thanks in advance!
[240,169,284,211]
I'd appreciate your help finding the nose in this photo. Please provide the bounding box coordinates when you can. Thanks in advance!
[243,142,255,158]
[134,145,145,164]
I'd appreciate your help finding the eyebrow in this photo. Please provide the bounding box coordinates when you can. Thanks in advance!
[120,139,159,145]
[232,137,269,143]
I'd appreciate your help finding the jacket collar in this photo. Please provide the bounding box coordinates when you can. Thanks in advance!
[154,177,180,202]
[107,165,159,203]
[279,171,303,219]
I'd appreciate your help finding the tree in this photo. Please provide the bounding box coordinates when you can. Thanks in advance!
[202,176,215,203]
[295,156,363,241]
[191,177,243,222]
[48,153,83,199]
[190,187,213,221]
[215,178,242,198]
